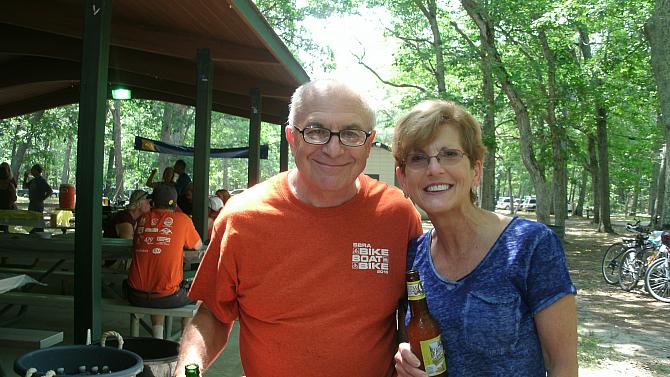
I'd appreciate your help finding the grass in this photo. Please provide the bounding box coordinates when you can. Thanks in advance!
[578,328,622,368]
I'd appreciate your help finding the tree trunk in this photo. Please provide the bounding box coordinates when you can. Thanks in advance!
[587,133,600,224]
[11,111,43,178]
[655,146,667,228]
[60,137,73,184]
[596,109,614,233]
[417,0,447,97]
[507,166,515,215]
[650,156,660,217]
[104,147,115,196]
[479,32,496,211]
[631,170,640,217]
[645,0,670,225]
[462,0,549,223]
[540,29,567,226]
[158,103,174,172]
[112,100,125,200]
[574,169,587,217]
[222,158,229,190]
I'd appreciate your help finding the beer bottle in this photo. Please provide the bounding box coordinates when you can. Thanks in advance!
[185,363,200,377]
[406,269,447,376]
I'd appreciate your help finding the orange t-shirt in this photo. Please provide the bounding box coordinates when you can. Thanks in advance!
[128,209,201,295]
[190,172,423,377]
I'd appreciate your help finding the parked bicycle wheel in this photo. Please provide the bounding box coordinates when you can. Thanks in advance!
[618,249,643,291]
[644,258,670,303]
[602,242,627,285]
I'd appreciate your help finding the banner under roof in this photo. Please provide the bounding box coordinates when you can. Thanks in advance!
[134,136,268,159]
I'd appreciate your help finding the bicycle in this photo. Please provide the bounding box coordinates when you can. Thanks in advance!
[601,220,649,285]
[644,234,670,303]
[618,231,664,291]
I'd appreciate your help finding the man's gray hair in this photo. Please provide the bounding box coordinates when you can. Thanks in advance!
[288,79,376,129]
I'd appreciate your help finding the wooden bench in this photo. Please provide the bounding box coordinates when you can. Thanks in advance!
[0,327,63,348]
[102,297,198,340]
[0,292,198,340]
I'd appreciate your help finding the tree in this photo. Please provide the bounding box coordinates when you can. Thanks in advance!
[645,0,670,225]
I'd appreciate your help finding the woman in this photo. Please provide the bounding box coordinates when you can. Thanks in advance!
[393,100,577,376]
[0,162,17,232]
[146,166,175,190]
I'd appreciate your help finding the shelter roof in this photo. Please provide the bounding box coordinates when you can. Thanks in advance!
[0,0,309,124]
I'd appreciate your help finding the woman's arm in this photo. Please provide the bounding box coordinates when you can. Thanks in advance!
[145,169,157,189]
[115,222,135,239]
[8,181,17,203]
[535,294,578,377]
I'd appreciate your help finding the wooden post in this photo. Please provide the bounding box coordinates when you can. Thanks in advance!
[74,0,112,344]
[248,88,261,187]
[193,48,212,241]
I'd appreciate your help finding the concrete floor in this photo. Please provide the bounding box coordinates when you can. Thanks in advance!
[0,302,244,376]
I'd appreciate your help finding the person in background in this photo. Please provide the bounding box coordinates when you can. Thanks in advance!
[173,159,192,195]
[0,162,18,232]
[392,99,577,376]
[214,188,231,205]
[206,196,223,241]
[173,79,423,377]
[103,189,151,239]
[23,163,52,233]
[0,162,17,190]
[126,184,202,339]
[146,166,175,191]
[177,182,193,216]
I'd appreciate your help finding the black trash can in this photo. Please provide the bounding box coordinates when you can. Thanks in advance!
[14,344,143,377]
[100,337,179,377]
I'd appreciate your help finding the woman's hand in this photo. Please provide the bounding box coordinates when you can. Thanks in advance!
[395,342,428,377]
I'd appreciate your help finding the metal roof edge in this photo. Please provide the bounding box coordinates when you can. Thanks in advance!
[230,0,310,85]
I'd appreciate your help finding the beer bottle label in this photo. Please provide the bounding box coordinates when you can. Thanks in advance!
[419,335,447,376]
[407,280,425,301]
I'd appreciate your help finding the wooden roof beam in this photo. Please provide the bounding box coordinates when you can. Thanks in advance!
[0,2,279,65]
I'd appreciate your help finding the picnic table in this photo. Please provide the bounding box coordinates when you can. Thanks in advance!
[0,273,42,294]
[0,209,45,228]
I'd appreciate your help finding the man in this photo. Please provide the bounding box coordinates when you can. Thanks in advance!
[173,159,191,195]
[103,189,151,239]
[127,184,202,339]
[173,79,423,377]
[22,163,52,233]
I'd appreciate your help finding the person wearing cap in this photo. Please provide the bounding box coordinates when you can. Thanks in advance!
[206,196,223,241]
[103,189,151,239]
[127,184,203,339]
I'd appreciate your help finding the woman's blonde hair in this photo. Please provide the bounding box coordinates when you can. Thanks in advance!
[393,99,486,203]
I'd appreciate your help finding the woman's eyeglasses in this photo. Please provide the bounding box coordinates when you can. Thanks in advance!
[403,149,468,171]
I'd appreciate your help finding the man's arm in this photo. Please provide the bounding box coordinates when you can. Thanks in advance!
[44,184,53,200]
[173,303,234,377]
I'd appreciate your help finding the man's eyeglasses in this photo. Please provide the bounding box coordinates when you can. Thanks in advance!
[293,126,372,147]
[403,149,468,171]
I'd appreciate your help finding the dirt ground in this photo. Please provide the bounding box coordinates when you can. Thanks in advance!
[524,213,670,376]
